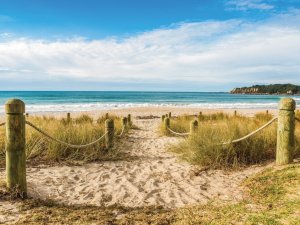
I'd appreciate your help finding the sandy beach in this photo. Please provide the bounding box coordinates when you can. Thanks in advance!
[16,106,280,119]
[0,107,277,224]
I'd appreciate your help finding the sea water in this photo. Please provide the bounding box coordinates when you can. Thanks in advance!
[0,91,299,113]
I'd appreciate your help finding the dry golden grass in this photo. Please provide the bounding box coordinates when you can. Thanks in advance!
[163,112,300,169]
[0,114,126,166]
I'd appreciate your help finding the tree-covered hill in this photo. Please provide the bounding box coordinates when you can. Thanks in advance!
[230,84,300,95]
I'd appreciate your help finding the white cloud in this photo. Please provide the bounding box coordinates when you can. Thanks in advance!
[226,0,274,11]
[0,10,300,90]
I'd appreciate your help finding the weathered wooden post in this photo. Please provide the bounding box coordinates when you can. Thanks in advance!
[67,112,71,123]
[164,117,170,132]
[122,117,128,127]
[276,98,295,165]
[234,110,237,117]
[105,113,109,120]
[190,119,198,135]
[168,112,172,118]
[162,115,166,122]
[266,110,269,115]
[25,113,29,118]
[105,119,114,149]
[5,99,27,197]
[127,114,132,126]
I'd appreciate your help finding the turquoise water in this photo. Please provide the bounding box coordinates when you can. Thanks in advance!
[0,91,299,113]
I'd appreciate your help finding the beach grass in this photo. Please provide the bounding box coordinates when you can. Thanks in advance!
[2,163,298,224]
[163,112,300,169]
[0,114,125,166]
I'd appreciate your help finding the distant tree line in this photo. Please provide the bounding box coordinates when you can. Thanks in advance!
[230,84,300,95]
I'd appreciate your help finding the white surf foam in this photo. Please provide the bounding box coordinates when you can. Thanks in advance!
[0,102,289,113]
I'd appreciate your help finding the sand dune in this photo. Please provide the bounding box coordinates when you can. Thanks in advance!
[1,118,266,209]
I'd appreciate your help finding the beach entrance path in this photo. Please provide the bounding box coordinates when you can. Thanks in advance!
[1,118,267,211]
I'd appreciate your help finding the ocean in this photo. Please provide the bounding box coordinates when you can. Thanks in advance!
[0,91,299,113]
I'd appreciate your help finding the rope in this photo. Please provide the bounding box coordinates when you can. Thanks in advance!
[115,126,126,137]
[220,116,278,145]
[296,117,300,122]
[25,121,107,148]
[167,127,190,137]
[0,122,5,127]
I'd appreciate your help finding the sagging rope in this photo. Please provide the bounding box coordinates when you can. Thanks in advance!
[0,122,5,127]
[115,126,126,137]
[26,121,107,148]
[167,127,190,137]
[296,117,300,122]
[220,116,278,145]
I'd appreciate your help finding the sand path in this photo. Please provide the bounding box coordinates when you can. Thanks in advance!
[0,117,268,224]
[16,118,265,208]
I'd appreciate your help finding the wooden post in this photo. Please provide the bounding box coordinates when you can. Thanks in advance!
[266,110,269,115]
[105,119,114,149]
[168,112,172,118]
[122,117,128,127]
[25,113,29,118]
[276,98,295,165]
[105,113,109,120]
[190,119,198,135]
[234,110,237,117]
[127,114,132,126]
[164,117,170,131]
[67,112,71,123]
[199,112,203,121]
[5,99,27,197]
[162,115,166,122]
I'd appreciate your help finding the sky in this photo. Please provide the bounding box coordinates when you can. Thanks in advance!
[0,0,300,91]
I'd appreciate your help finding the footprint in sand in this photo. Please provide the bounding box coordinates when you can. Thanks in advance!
[18,118,268,208]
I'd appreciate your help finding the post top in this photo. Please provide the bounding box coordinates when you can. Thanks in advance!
[5,99,25,114]
[191,119,199,125]
[105,118,114,126]
[279,98,296,111]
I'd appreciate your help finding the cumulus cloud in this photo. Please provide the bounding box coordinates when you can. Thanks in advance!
[226,0,274,11]
[0,10,300,90]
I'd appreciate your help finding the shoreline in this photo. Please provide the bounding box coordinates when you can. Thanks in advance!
[14,107,279,118]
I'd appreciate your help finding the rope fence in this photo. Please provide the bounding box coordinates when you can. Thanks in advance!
[219,117,278,145]
[296,117,300,122]
[26,121,108,149]
[0,98,297,197]
[115,125,126,137]
[167,127,190,137]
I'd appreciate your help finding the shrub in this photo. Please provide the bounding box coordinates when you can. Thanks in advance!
[0,115,124,166]
[167,112,300,169]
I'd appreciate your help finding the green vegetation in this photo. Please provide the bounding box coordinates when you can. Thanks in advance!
[0,114,126,166]
[1,164,299,224]
[163,112,300,169]
[231,83,300,94]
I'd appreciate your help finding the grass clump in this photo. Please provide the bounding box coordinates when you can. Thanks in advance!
[0,114,125,166]
[166,112,300,169]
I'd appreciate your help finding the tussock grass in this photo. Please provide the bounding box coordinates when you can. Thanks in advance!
[0,114,125,166]
[165,112,300,169]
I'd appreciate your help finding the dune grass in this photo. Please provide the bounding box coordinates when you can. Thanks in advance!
[162,112,300,169]
[1,164,298,224]
[0,114,126,166]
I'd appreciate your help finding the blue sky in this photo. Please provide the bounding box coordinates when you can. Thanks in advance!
[0,0,300,91]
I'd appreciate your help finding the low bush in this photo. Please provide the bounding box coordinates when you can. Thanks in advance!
[165,112,300,168]
[0,114,124,166]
